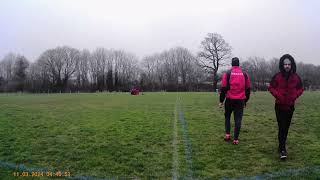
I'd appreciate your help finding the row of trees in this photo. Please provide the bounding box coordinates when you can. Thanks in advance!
[0,47,141,92]
[140,47,207,91]
[1,33,319,92]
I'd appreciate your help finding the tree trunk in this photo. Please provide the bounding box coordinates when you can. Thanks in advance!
[213,71,218,92]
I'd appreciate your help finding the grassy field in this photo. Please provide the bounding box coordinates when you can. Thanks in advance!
[0,92,319,179]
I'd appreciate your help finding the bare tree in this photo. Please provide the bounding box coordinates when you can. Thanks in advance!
[112,50,139,91]
[37,46,80,92]
[141,53,166,91]
[161,50,178,90]
[61,46,80,90]
[91,48,108,91]
[242,57,275,90]
[27,61,51,92]
[154,54,166,90]
[113,50,126,91]
[0,53,16,86]
[13,55,29,92]
[268,57,279,76]
[141,55,158,91]
[198,33,232,90]
[75,49,90,91]
[121,53,140,90]
[297,62,320,90]
[174,47,195,89]
[140,47,204,91]
[106,50,114,91]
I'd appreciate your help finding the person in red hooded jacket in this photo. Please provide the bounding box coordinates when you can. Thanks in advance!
[268,54,304,160]
[219,57,251,145]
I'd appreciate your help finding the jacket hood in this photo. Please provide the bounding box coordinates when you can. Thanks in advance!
[279,54,296,73]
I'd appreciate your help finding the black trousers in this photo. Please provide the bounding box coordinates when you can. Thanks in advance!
[224,99,244,140]
[275,104,295,151]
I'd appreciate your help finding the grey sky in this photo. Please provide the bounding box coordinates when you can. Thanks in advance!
[0,0,319,65]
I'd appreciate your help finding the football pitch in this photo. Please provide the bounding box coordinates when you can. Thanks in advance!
[0,92,319,179]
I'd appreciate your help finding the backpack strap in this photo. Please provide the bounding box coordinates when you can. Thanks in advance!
[226,70,231,90]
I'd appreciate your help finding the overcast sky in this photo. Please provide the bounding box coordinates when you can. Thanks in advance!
[0,0,319,65]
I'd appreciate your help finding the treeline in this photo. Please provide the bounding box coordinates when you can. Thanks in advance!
[0,46,211,93]
[1,34,319,93]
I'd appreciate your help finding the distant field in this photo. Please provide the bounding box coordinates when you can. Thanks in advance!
[0,92,319,179]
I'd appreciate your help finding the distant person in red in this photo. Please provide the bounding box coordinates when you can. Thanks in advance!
[130,87,140,95]
[268,54,304,160]
[219,57,251,145]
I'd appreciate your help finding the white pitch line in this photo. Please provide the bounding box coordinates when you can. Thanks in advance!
[172,96,179,180]
[177,96,193,179]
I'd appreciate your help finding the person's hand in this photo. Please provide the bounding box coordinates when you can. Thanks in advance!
[219,102,224,108]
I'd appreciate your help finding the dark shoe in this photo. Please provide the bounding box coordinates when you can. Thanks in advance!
[224,134,231,141]
[233,139,239,145]
[280,150,287,159]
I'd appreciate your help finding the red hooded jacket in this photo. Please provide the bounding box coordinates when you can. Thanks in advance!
[268,54,304,108]
[268,72,304,107]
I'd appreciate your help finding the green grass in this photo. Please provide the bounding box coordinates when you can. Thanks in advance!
[0,92,319,179]
[180,91,320,179]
